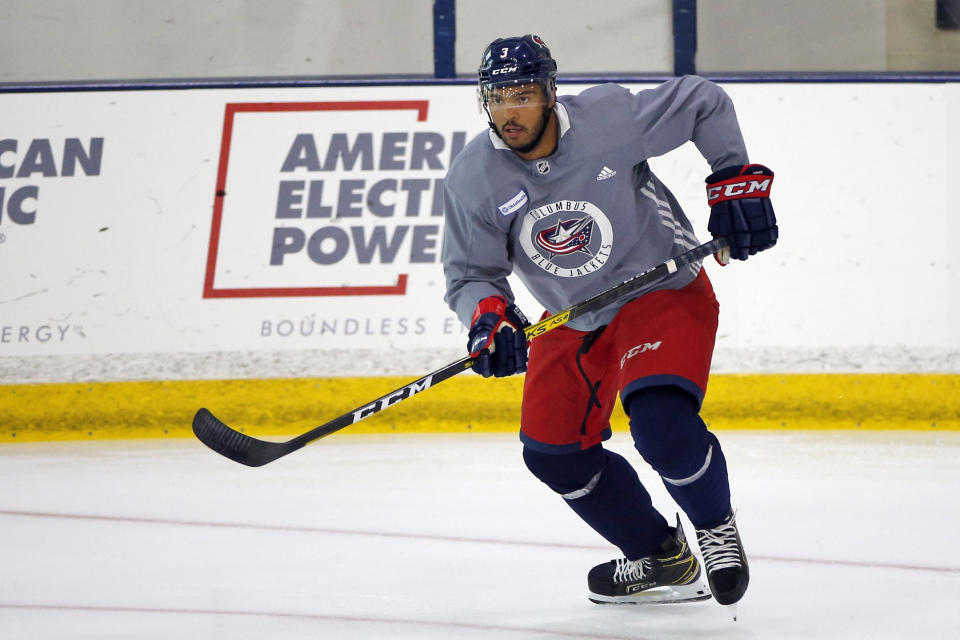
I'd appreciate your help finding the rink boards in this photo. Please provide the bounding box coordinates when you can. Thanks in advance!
[1,81,959,441]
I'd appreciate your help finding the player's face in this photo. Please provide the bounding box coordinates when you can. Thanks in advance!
[488,82,553,153]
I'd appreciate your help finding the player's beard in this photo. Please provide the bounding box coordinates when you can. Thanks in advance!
[498,105,553,154]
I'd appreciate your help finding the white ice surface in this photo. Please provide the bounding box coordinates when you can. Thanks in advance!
[2,430,959,639]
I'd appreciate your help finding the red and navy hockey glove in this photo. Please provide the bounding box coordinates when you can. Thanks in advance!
[467,295,530,378]
[706,164,778,262]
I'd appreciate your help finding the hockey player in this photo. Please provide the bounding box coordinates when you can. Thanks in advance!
[441,35,776,607]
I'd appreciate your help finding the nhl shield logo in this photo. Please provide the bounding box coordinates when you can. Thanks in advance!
[536,159,551,175]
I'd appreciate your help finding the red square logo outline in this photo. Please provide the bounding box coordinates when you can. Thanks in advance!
[203,100,430,299]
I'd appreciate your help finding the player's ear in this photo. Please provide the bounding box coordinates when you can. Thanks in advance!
[546,80,557,108]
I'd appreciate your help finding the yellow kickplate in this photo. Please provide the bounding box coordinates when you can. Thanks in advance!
[0,374,957,442]
[700,374,960,431]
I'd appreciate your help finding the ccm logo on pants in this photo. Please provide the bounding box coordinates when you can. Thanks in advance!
[620,341,662,368]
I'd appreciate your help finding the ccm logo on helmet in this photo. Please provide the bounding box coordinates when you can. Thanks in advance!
[492,66,518,75]
[706,178,771,205]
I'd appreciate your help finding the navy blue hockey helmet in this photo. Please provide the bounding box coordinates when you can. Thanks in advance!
[477,34,557,106]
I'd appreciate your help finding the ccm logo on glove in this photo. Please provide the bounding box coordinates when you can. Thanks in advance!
[705,164,778,262]
[706,174,772,205]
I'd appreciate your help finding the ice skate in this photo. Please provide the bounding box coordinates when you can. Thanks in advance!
[587,516,711,604]
[695,510,749,606]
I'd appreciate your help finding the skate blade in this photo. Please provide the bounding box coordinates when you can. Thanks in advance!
[588,581,712,605]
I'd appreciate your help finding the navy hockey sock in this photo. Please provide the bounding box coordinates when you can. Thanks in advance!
[523,444,670,559]
[627,386,731,529]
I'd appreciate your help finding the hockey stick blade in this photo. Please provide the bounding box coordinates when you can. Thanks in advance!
[193,355,474,467]
[193,237,727,466]
[193,408,299,467]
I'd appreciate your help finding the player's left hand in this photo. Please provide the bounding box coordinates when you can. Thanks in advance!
[706,164,778,262]
[467,296,530,378]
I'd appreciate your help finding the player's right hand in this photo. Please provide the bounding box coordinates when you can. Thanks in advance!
[467,296,530,378]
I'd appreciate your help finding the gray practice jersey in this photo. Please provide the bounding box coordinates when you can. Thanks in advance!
[442,75,749,331]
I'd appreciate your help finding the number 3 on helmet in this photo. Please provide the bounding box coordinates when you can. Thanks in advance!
[477,34,558,113]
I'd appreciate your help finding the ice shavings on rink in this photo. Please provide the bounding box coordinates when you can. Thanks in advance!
[1,430,958,639]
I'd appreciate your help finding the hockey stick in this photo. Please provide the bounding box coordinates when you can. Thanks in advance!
[193,237,728,467]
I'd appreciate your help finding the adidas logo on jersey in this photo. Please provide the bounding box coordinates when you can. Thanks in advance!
[596,166,617,181]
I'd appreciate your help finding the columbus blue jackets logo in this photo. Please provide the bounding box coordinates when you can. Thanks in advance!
[535,216,595,257]
[519,200,613,278]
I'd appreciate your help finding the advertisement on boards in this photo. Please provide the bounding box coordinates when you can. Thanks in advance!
[0,83,957,377]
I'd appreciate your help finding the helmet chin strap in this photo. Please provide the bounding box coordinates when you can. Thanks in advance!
[483,104,498,136]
